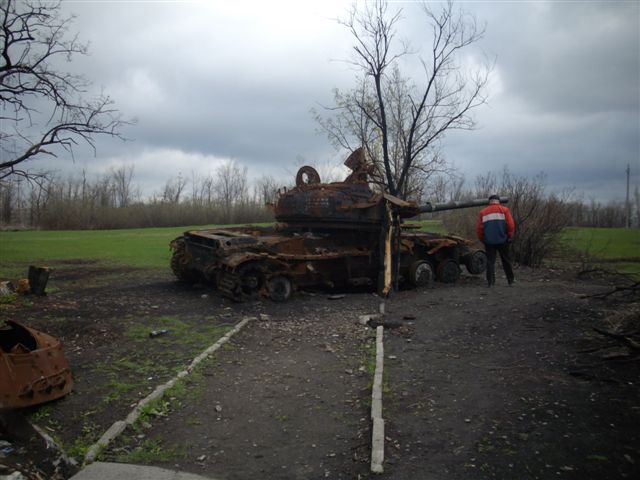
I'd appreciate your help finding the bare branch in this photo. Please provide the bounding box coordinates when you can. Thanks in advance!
[0,0,132,182]
[314,0,490,199]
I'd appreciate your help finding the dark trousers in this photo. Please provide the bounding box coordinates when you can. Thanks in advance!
[485,243,514,286]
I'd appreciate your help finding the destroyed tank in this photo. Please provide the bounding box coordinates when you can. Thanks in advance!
[170,148,499,302]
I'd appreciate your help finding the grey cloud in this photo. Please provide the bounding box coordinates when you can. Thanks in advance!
[477,2,639,115]
[37,1,637,204]
[61,2,348,170]
[445,107,638,202]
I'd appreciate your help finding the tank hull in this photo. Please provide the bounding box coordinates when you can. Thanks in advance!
[170,225,484,301]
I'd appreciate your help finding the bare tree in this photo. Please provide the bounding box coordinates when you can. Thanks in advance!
[424,172,466,204]
[254,174,279,206]
[110,164,135,208]
[0,179,16,224]
[314,0,490,199]
[162,174,187,204]
[215,160,248,222]
[442,168,572,267]
[0,0,130,182]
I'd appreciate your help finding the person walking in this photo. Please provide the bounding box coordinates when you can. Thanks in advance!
[476,194,515,287]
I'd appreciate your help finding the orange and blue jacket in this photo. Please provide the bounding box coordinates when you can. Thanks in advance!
[476,203,515,245]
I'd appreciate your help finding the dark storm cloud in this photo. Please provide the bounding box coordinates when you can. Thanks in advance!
[447,107,637,192]
[481,2,639,114]
[58,0,355,177]
[440,1,639,202]
[43,1,639,202]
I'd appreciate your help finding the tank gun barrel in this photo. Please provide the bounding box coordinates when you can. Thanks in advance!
[418,197,508,214]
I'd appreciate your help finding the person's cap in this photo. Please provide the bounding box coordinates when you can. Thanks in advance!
[488,194,500,202]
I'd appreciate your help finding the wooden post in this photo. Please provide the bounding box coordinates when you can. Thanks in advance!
[383,203,394,296]
[28,266,50,296]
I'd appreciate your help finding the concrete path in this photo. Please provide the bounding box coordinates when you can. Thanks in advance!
[70,462,217,480]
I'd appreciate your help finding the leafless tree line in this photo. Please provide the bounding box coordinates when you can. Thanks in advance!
[562,194,640,229]
[1,160,636,239]
[0,160,281,230]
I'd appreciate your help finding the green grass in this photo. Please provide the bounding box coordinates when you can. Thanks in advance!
[103,376,137,404]
[404,219,445,233]
[0,225,206,271]
[560,227,640,276]
[0,292,17,304]
[0,223,271,274]
[107,357,211,462]
[124,316,232,349]
[561,227,640,259]
[28,404,54,423]
[66,421,101,460]
[96,319,230,405]
[116,437,188,464]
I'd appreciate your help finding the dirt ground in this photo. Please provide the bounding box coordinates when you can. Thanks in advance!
[1,261,639,480]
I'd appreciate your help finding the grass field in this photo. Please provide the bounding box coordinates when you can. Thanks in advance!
[0,224,236,279]
[405,219,446,233]
[560,227,640,276]
[561,227,640,259]
[1,224,638,278]
[1,226,190,271]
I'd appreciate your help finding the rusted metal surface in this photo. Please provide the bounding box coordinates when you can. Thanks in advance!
[0,321,73,410]
[170,147,495,301]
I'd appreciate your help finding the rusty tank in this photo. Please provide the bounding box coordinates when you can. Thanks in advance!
[170,148,500,302]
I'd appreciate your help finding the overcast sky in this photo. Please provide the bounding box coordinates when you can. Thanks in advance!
[37,0,640,203]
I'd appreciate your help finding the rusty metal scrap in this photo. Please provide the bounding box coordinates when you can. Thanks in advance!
[0,266,51,297]
[0,321,73,410]
[0,281,14,296]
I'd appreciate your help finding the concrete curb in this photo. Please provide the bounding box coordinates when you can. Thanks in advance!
[70,461,217,479]
[370,324,385,474]
[83,316,254,465]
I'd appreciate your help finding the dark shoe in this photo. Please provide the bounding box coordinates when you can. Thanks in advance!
[508,278,515,286]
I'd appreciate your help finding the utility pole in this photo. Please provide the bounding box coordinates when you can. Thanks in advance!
[625,163,631,229]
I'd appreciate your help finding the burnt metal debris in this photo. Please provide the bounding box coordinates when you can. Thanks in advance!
[0,321,73,410]
[170,148,504,302]
[0,266,51,297]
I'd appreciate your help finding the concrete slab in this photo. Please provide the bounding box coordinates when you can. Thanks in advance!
[70,462,217,480]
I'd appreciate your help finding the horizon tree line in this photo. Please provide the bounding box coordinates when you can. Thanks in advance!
[0,160,637,232]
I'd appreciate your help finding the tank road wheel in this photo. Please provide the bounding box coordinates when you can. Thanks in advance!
[237,262,265,300]
[464,250,487,275]
[436,258,461,283]
[267,275,292,302]
[408,260,433,288]
[170,242,197,284]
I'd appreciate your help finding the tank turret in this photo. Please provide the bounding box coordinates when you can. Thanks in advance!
[274,148,385,230]
[274,148,506,230]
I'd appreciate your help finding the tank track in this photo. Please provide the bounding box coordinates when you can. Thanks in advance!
[171,241,197,283]
[170,249,185,279]
[217,271,241,301]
